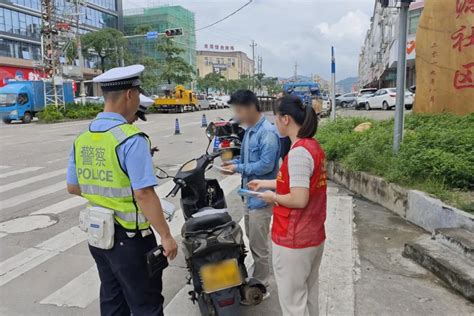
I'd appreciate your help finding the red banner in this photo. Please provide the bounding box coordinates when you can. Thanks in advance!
[0,66,46,87]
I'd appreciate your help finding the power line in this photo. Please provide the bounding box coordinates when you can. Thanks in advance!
[196,0,253,31]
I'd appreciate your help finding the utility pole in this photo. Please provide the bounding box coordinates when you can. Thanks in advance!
[392,0,413,152]
[331,46,336,121]
[250,40,257,91]
[75,0,86,105]
[293,61,298,81]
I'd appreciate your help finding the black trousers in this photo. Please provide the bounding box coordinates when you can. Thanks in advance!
[89,226,164,316]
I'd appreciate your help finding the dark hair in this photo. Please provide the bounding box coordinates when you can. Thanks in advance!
[276,95,318,138]
[228,90,260,111]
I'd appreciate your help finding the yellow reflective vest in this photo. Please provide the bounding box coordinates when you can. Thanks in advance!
[74,123,150,230]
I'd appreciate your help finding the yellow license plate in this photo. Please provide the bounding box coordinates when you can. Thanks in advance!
[200,259,242,293]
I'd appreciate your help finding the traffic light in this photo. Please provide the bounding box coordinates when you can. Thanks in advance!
[164,28,183,37]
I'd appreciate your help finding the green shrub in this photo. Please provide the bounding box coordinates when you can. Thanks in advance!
[316,113,474,211]
[38,106,64,123]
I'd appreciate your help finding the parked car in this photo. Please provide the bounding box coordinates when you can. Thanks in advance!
[74,96,104,104]
[364,88,414,111]
[197,94,210,110]
[355,88,378,109]
[214,97,226,109]
[220,95,231,108]
[207,96,218,109]
[335,92,357,107]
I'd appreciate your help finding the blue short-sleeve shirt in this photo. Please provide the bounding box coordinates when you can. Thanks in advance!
[66,112,158,190]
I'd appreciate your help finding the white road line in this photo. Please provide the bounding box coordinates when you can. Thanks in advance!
[0,227,87,286]
[319,195,355,316]
[0,166,43,179]
[0,181,65,210]
[41,176,241,310]
[0,169,65,193]
[30,196,86,215]
[0,166,11,170]
[0,232,7,239]
[39,265,99,308]
[47,158,68,164]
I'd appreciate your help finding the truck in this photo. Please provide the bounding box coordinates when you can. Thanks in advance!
[153,85,198,113]
[0,80,74,124]
[283,82,327,116]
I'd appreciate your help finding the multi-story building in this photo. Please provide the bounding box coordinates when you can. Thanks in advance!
[123,5,196,88]
[358,0,424,89]
[196,46,254,80]
[0,0,123,86]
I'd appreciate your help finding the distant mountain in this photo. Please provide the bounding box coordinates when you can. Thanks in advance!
[336,77,358,93]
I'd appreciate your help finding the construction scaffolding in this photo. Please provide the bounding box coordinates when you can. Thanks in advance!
[123,5,197,89]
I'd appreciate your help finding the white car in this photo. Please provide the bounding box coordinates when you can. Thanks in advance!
[364,88,414,111]
[206,96,219,109]
[197,95,210,110]
[355,88,378,109]
[220,95,231,108]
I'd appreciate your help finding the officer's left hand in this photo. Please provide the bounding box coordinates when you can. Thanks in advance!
[220,164,236,175]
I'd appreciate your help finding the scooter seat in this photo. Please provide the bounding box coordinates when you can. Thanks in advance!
[183,212,232,233]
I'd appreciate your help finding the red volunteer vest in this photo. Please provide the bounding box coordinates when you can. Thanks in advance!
[272,138,327,249]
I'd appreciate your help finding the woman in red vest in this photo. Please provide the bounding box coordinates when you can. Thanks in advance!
[248,95,327,316]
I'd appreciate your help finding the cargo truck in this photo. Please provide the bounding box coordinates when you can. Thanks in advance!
[154,85,198,113]
[0,80,74,124]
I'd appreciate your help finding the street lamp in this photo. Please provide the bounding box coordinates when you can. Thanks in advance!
[379,0,414,152]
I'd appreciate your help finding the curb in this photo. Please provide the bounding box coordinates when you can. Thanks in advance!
[326,161,474,233]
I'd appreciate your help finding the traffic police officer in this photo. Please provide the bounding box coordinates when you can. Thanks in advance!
[66,64,178,316]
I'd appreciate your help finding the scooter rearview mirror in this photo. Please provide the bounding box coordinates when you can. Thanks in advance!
[155,167,169,179]
[205,122,216,140]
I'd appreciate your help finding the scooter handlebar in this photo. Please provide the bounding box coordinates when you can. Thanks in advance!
[167,182,182,198]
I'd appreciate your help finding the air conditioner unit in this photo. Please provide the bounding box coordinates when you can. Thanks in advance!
[62,65,82,78]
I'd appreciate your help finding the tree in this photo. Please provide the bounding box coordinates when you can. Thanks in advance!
[141,57,160,94]
[156,37,194,85]
[134,24,152,35]
[262,77,282,96]
[197,72,224,95]
[81,28,126,72]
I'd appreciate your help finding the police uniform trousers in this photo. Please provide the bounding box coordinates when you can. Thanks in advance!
[89,225,164,316]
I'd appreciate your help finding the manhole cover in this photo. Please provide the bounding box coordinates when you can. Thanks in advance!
[0,215,58,234]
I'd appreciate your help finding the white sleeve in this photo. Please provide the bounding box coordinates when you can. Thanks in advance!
[288,147,314,188]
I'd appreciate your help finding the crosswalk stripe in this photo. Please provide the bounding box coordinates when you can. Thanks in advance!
[39,265,99,308]
[41,175,241,310]
[0,166,43,179]
[0,169,65,193]
[0,227,87,286]
[0,180,175,290]
[0,181,65,210]
[30,196,86,215]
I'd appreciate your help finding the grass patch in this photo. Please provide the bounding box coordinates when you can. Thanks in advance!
[316,113,474,212]
[38,102,103,123]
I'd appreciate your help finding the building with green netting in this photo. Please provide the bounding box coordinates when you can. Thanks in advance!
[123,5,196,89]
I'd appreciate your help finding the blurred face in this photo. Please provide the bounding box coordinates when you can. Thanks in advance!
[275,113,291,137]
[123,88,140,123]
[232,104,258,127]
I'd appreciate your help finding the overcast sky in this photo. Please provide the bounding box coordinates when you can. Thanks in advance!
[123,0,375,80]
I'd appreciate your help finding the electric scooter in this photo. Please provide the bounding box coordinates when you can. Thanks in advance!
[157,123,266,316]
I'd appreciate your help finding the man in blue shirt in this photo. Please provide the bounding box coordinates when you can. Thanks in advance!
[66,65,177,316]
[222,90,280,299]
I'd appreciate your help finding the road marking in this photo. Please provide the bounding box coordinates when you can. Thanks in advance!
[0,166,43,179]
[41,176,241,310]
[0,181,65,210]
[0,215,58,234]
[0,227,87,286]
[47,158,68,164]
[30,196,86,215]
[0,232,7,239]
[39,265,99,308]
[0,166,11,170]
[0,169,65,193]
[319,195,355,316]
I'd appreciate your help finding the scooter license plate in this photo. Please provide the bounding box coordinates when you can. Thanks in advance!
[200,259,242,293]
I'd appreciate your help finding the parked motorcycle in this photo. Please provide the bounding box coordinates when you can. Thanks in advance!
[157,123,266,316]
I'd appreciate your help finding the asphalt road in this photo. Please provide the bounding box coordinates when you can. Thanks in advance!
[0,109,472,316]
